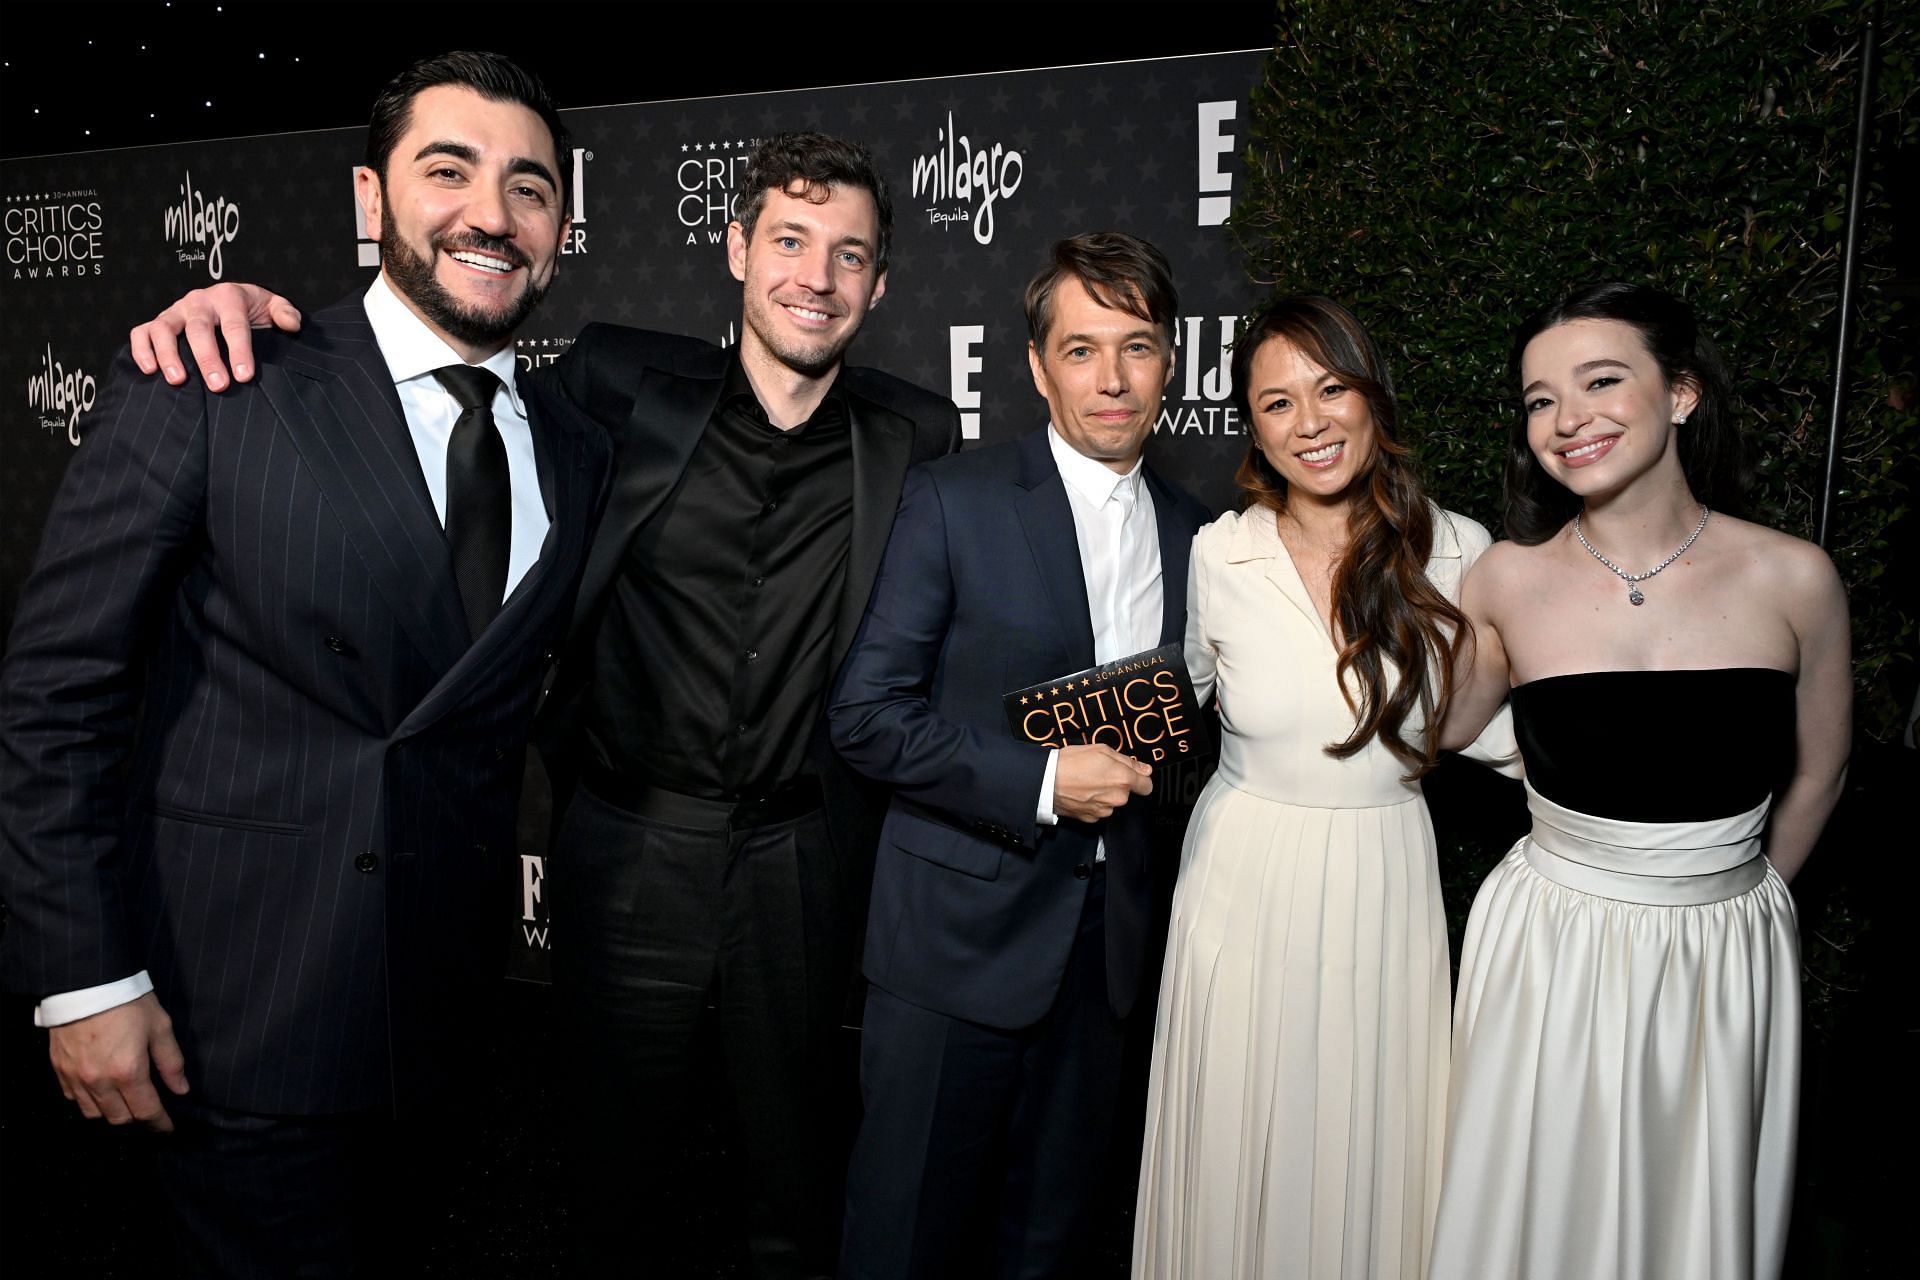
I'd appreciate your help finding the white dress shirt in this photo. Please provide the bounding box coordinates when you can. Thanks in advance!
[1036,424,1164,848]
[35,275,548,1028]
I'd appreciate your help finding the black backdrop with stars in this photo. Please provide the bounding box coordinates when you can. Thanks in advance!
[1,15,1269,979]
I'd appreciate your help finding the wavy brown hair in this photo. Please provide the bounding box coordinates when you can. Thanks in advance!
[1233,296,1468,779]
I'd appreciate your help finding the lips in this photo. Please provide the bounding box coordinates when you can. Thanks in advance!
[1295,440,1345,469]
[1556,434,1620,468]
[779,300,842,325]
[448,249,517,275]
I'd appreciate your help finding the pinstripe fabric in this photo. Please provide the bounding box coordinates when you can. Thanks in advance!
[0,296,611,1115]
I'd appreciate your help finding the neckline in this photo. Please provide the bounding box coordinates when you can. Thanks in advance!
[1514,666,1794,694]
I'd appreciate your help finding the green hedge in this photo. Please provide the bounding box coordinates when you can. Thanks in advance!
[1232,1,1916,1037]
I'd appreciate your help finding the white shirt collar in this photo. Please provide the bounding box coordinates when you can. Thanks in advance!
[1047,423,1145,509]
[362,273,525,416]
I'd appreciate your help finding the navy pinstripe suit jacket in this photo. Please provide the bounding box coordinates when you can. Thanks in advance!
[0,296,611,1115]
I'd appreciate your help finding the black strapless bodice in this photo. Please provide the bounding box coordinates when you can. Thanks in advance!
[1512,668,1796,823]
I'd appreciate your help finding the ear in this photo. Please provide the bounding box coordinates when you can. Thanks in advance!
[726,221,748,283]
[867,268,888,311]
[1162,346,1177,391]
[1671,375,1702,424]
[355,167,384,243]
[1028,341,1047,397]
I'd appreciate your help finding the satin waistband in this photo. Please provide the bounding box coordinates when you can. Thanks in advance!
[1521,783,1772,907]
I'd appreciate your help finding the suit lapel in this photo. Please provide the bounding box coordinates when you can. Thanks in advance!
[833,393,918,669]
[1145,468,1192,647]
[570,366,719,638]
[261,305,468,677]
[1013,430,1096,671]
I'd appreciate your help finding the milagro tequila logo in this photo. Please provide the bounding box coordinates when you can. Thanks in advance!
[28,343,97,446]
[911,113,1023,245]
[163,171,240,279]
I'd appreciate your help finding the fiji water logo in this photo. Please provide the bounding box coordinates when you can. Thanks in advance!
[910,113,1023,246]
[28,343,96,446]
[162,171,240,279]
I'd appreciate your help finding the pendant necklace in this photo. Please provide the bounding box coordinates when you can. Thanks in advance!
[1573,505,1710,605]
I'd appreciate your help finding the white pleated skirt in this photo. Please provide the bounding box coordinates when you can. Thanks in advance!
[1429,787,1801,1280]
[1133,777,1450,1280]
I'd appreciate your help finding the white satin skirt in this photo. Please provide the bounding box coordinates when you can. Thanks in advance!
[1428,786,1801,1280]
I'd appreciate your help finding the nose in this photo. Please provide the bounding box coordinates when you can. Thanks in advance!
[1295,403,1328,439]
[794,243,835,296]
[1554,394,1589,437]
[465,183,514,238]
[1095,348,1128,395]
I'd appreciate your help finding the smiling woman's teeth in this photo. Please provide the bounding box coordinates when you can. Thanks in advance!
[1300,442,1342,463]
[450,250,512,274]
[1564,438,1612,458]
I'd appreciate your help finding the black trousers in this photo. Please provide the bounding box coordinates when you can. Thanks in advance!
[550,781,846,1279]
[149,1094,440,1279]
[840,868,1127,1280]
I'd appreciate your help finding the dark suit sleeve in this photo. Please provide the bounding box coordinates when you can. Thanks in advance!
[0,349,210,996]
[828,466,1048,839]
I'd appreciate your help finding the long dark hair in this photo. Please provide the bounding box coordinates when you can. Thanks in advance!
[1233,295,1467,779]
[1506,282,1747,544]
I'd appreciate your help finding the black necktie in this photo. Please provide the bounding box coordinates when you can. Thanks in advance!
[433,364,511,641]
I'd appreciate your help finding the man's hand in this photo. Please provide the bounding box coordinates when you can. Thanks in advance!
[129,282,301,391]
[1052,744,1154,822]
[48,991,190,1131]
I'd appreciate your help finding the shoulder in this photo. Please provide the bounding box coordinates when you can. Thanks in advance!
[1714,514,1846,612]
[842,364,961,439]
[921,436,1022,490]
[569,323,723,376]
[1191,505,1265,562]
[1146,467,1213,530]
[1429,505,1493,562]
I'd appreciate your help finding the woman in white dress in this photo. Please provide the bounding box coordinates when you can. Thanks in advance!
[1430,283,1851,1280]
[1134,296,1501,1280]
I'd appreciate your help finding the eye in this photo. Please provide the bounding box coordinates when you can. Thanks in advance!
[428,165,464,182]
[1524,396,1554,414]
[1586,374,1621,392]
[511,184,550,204]
[838,250,867,268]
[1261,396,1292,413]
[1321,382,1348,399]
[777,236,802,251]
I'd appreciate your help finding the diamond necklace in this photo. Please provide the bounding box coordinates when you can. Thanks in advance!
[1572,505,1710,606]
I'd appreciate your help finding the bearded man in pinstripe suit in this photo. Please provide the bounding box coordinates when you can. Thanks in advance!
[0,52,609,1275]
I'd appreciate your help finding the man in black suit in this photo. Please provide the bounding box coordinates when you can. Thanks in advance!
[0,53,608,1275]
[127,132,958,1277]
[830,232,1211,1278]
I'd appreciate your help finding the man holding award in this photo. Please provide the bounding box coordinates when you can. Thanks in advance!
[829,232,1212,1278]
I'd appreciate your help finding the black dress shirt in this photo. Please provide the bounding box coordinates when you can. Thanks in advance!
[583,355,854,800]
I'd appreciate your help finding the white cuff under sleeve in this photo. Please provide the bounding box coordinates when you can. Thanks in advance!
[1036,748,1061,827]
[35,972,154,1027]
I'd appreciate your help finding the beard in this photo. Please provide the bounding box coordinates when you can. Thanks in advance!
[740,288,862,379]
[379,202,552,350]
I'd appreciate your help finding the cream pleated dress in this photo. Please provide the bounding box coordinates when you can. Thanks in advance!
[1428,668,1801,1280]
[1133,506,1505,1280]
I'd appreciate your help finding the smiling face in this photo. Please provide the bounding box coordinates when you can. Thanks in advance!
[357,84,569,362]
[1244,334,1378,509]
[1027,279,1174,474]
[727,182,887,381]
[1519,317,1699,500]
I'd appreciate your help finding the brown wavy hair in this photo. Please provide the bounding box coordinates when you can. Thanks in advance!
[1233,295,1468,779]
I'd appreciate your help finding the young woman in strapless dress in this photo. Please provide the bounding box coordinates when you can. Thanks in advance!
[1430,282,1851,1280]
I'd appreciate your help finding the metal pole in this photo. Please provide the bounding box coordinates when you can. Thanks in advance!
[1818,19,1880,549]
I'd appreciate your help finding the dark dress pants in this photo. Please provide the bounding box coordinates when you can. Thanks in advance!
[840,868,1127,1280]
[551,781,846,1279]
[150,1094,442,1278]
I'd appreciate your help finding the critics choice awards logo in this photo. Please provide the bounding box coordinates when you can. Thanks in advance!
[676,138,756,247]
[7,190,105,280]
[910,113,1023,245]
[350,150,592,266]
[26,343,97,447]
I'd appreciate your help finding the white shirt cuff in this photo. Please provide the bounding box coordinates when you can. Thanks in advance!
[35,972,154,1027]
[1036,748,1061,827]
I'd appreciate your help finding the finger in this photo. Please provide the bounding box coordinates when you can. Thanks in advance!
[86,1081,134,1125]
[124,1079,176,1133]
[129,324,159,375]
[150,1023,191,1096]
[71,1087,104,1120]
[220,310,257,384]
[267,297,304,332]
[182,312,230,391]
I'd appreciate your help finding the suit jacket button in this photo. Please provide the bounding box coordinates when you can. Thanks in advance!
[354,852,379,873]
[325,636,348,654]
[1073,863,1091,880]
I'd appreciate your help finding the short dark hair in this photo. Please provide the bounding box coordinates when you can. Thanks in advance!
[735,132,893,272]
[364,51,573,219]
[1506,281,1747,543]
[1024,232,1179,350]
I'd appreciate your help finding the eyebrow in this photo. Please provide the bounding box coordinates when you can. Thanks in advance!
[1520,358,1632,400]
[414,141,557,189]
[1254,370,1337,398]
[1055,327,1161,347]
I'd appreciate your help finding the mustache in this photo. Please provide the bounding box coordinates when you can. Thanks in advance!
[433,231,531,271]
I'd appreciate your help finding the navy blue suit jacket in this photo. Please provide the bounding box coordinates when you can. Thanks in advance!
[829,429,1211,1029]
[0,297,611,1115]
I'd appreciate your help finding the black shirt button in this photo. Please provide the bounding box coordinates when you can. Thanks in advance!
[736,723,749,736]
[765,499,778,513]
[753,576,766,588]
[325,636,348,654]
[1072,863,1091,880]
[745,649,758,661]
[354,852,379,873]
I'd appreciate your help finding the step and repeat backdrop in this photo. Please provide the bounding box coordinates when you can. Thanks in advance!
[1,50,1267,979]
